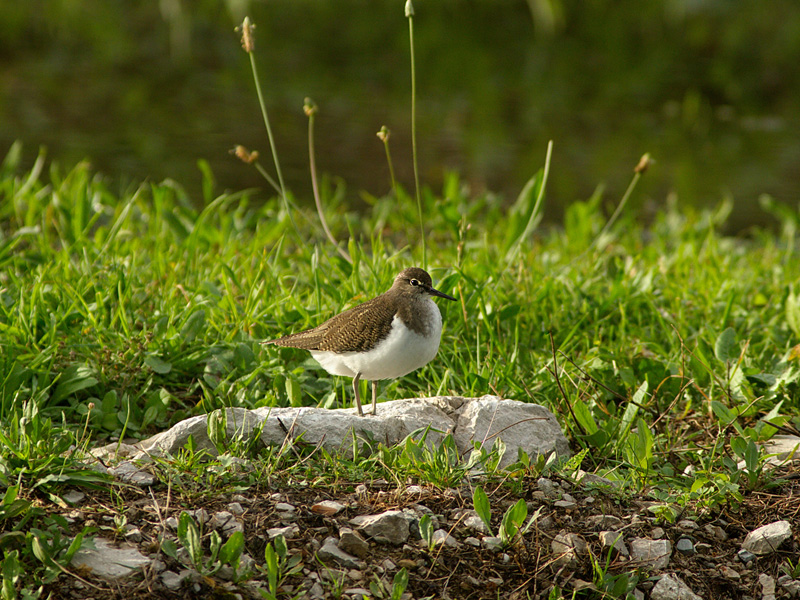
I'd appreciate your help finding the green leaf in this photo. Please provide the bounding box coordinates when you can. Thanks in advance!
[178,512,202,566]
[391,567,409,600]
[715,327,738,363]
[219,531,244,566]
[472,487,492,536]
[144,354,172,374]
[180,309,206,342]
[52,365,99,403]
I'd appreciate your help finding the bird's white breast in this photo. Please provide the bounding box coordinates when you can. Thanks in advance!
[310,299,443,381]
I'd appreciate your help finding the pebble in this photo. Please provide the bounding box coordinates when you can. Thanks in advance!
[737,549,757,565]
[338,528,370,559]
[651,527,665,539]
[161,570,190,591]
[704,523,728,542]
[678,519,699,531]
[551,533,587,567]
[599,530,629,557]
[317,537,361,569]
[778,575,800,597]
[432,529,460,548]
[275,502,296,512]
[719,565,741,580]
[586,515,624,530]
[210,511,243,537]
[267,525,300,540]
[351,510,410,546]
[62,490,85,505]
[311,500,345,516]
[760,574,777,600]
[554,500,577,510]
[536,477,558,498]
[629,538,672,570]
[483,536,503,552]
[227,502,244,515]
[124,528,143,543]
[650,573,702,600]
[464,536,481,547]
[742,520,792,555]
[675,538,695,556]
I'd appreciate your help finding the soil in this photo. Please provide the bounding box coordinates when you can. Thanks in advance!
[42,466,800,600]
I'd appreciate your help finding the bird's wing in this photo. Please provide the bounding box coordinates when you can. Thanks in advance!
[270,294,398,352]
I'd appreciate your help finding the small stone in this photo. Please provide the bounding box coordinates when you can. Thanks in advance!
[737,549,756,565]
[432,529,459,548]
[554,500,577,510]
[161,569,191,591]
[742,520,792,555]
[586,515,624,530]
[396,560,415,570]
[231,494,248,503]
[574,470,618,487]
[308,581,324,599]
[599,530,629,557]
[464,536,481,547]
[62,490,85,505]
[719,565,741,580]
[464,514,491,535]
[650,573,702,600]
[652,527,665,539]
[483,536,503,552]
[311,500,345,516]
[537,515,556,530]
[678,519,699,531]
[227,502,244,515]
[71,538,151,579]
[343,588,371,598]
[381,558,396,572]
[210,511,243,537]
[629,538,672,570]
[704,524,728,542]
[124,528,143,543]
[551,532,587,567]
[779,575,800,597]
[318,537,361,569]
[760,574,776,600]
[109,461,156,486]
[351,510,409,546]
[267,525,300,539]
[338,528,370,559]
[275,502,296,512]
[487,577,504,586]
[165,517,179,530]
[537,478,558,498]
[187,509,210,525]
[675,538,695,556]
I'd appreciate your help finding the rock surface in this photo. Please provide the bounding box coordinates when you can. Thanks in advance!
[97,397,569,468]
[651,573,703,600]
[71,538,151,579]
[742,520,792,555]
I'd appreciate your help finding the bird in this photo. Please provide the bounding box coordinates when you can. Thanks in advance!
[265,267,456,416]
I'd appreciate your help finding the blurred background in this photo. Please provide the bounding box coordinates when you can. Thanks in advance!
[2,0,799,231]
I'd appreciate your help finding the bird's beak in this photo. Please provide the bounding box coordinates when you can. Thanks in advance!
[428,285,456,301]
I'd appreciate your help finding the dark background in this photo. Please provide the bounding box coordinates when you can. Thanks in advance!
[2,0,799,230]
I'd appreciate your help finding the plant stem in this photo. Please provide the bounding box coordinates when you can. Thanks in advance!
[305,98,352,264]
[406,0,425,269]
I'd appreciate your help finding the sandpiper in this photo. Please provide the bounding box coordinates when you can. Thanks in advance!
[266,267,456,416]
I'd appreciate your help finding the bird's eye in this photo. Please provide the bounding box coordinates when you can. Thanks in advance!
[410,279,420,286]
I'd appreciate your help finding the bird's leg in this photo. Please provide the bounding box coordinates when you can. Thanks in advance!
[370,380,378,416]
[353,372,364,417]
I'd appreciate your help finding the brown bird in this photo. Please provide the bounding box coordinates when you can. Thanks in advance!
[266,267,456,416]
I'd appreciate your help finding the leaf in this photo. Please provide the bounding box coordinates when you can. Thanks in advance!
[472,487,492,535]
[51,365,99,403]
[710,400,739,427]
[144,354,172,374]
[219,531,244,566]
[391,567,409,600]
[787,288,800,339]
[178,512,202,566]
[180,309,206,342]
[715,327,738,363]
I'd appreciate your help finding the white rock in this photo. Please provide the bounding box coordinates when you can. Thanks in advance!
[432,529,459,548]
[267,525,300,539]
[551,532,587,567]
[317,537,360,569]
[760,573,776,600]
[629,538,672,570]
[599,530,629,557]
[311,500,345,516]
[351,510,410,545]
[762,435,800,464]
[587,514,624,530]
[71,538,151,579]
[742,520,792,555]
[126,397,568,468]
[651,574,702,600]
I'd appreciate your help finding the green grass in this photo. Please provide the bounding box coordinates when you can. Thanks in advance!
[2,7,800,597]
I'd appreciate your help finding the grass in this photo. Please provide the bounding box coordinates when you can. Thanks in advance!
[2,8,800,599]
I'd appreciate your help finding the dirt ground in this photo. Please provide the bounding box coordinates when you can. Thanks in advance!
[44,467,800,600]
